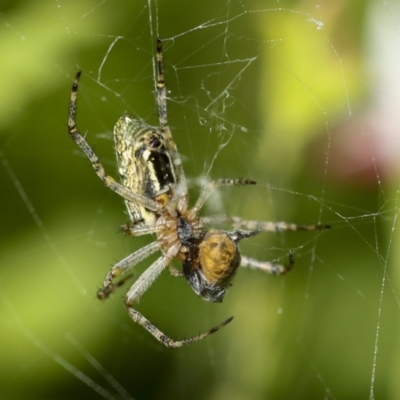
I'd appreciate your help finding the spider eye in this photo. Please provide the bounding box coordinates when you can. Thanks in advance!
[148,134,162,148]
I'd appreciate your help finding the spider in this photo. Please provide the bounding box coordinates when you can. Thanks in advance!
[67,38,330,348]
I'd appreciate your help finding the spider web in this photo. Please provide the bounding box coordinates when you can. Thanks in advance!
[1,0,400,399]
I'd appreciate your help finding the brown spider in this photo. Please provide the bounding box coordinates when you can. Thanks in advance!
[67,38,329,348]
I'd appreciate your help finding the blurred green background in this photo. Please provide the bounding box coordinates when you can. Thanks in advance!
[1,0,400,399]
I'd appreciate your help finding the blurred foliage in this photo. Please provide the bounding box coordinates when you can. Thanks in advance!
[0,0,399,400]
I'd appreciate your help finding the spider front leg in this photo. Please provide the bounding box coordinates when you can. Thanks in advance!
[68,71,161,213]
[124,255,233,348]
[120,222,164,237]
[97,241,161,299]
[189,178,256,217]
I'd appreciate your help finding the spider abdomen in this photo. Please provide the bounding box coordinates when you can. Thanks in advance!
[198,230,241,286]
[182,230,241,303]
[114,116,179,226]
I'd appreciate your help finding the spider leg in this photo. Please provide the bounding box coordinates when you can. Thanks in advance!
[68,71,161,213]
[156,38,168,130]
[191,179,256,216]
[120,222,164,237]
[198,216,329,275]
[124,254,233,348]
[97,241,161,299]
[240,253,295,275]
[200,215,331,232]
[156,38,187,202]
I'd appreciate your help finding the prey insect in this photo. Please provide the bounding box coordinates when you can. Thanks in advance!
[67,38,330,348]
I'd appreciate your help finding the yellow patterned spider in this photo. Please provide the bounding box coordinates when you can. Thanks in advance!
[67,38,329,348]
